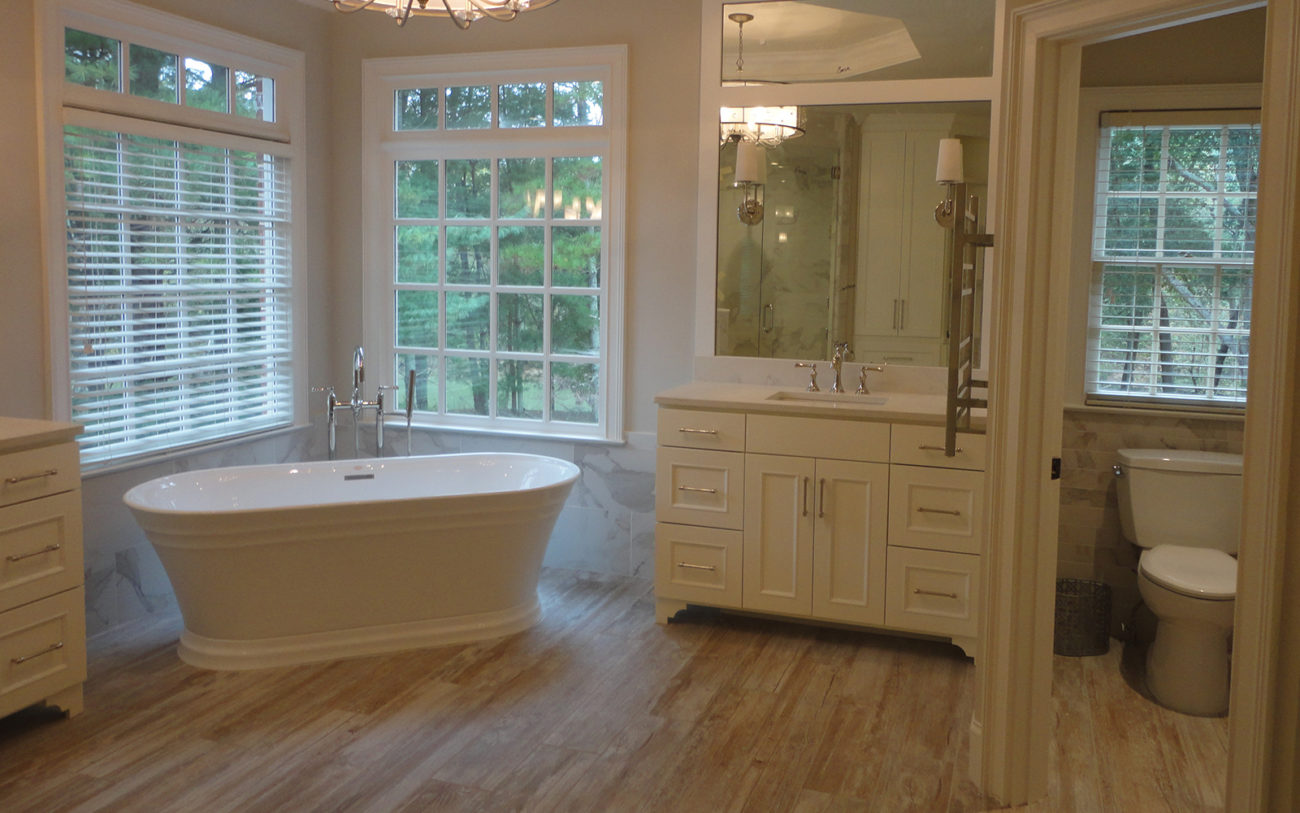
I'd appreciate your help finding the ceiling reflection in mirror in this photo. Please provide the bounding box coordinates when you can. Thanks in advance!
[720,0,996,85]
[716,102,990,365]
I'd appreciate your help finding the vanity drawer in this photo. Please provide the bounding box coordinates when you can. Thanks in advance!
[0,443,80,510]
[656,448,745,530]
[746,415,890,462]
[0,491,85,615]
[658,408,746,452]
[888,466,984,554]
[0,585,87,718]
[885,547,979,638]
[654,523,742,608]
[889,425,986,471]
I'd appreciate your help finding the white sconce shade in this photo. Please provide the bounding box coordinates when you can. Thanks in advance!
[734,140,765,186]
[936,138,965,184]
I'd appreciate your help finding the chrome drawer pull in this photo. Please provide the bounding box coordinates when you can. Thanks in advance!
[917,507,962,516]
[918,444,962,454]
[4,469,58,485]
[913,588,958,599]
[5,543,62,563]
[677,485,718,494]
[11,641,64,665]
[676,562,717,572]
[677,427,719,435]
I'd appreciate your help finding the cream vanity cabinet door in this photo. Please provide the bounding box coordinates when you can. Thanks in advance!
[742,454,815,616]
[742,454,889,624]
[810,458,889,626]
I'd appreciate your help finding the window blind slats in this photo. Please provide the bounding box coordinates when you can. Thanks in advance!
[63,125,293,464]
[1086,118,1258,408]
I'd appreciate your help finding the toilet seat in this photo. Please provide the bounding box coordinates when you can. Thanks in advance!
[1139,545,1237,600]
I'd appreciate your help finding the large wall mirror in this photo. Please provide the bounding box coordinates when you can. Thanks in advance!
[716,102,990,363]
[696,0,998,369]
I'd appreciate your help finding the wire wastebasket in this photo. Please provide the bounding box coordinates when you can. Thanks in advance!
[1053,578,1111,656]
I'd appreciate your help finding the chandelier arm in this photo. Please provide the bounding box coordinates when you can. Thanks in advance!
[441,0,476,29]
[331,0,385,13]
[469,0,521,22]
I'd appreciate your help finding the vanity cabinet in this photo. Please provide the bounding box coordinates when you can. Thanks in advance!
[0,421,85,720]
[655,405,984,658]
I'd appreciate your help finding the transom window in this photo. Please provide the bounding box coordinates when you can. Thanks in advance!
[1087,110,1259,409]
[363,49,626,441]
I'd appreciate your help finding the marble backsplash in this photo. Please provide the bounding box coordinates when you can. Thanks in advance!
[1057,408,1244,636]
[81,421,657,639]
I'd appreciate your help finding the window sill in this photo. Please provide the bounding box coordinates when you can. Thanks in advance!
[395,418,626,447]
[81,423,313,479]
[1064,402,1246,423]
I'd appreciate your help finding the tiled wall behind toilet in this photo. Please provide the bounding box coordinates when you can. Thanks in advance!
[1058,409,1244,636]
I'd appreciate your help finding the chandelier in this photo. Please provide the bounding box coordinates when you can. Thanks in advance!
[331,0,558,30]
[718,12,803,147]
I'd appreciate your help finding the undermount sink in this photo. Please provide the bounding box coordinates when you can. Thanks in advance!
[766,390,888,406]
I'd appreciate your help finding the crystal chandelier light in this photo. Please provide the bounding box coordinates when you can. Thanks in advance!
[331,0,558,30]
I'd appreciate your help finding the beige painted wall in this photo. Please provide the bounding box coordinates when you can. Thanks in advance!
[321,0,702,433]
[1080,7,1266,88]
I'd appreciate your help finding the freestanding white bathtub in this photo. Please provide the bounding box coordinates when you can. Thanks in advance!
[124,453,579,670]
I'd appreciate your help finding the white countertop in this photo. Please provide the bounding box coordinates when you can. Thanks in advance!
[0,417,83,455]
[655,381,985,429]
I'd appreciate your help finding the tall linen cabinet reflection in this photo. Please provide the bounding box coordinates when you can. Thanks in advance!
[0,420,86,720]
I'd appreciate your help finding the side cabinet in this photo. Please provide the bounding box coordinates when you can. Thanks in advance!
[0,436,86,720]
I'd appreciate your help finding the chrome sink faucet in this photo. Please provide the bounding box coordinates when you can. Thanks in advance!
[830,342,852,393]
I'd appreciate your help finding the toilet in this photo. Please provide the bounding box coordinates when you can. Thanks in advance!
[1114,448,1242,716]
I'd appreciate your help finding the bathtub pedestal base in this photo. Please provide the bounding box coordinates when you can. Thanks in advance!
[177,599,542,671]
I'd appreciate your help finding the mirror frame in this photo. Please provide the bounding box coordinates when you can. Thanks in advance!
[695,0,1000,377]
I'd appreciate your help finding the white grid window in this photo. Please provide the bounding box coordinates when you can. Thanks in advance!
[365,49,626,441]
[1088,110,1259,409]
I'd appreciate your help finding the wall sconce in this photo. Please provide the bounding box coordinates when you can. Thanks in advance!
[934,137,964,227]
[734,139,766,225]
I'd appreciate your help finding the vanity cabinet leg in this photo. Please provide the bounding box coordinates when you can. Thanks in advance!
[951,635,978,661]
[655,598,689,625]
[44,685,84,718]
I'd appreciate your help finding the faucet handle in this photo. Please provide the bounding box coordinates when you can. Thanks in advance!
[794,361,820,392]
[856,362,886,395]
[376,384,398,415]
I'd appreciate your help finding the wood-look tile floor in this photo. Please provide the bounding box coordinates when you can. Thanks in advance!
[0,570,1227,812]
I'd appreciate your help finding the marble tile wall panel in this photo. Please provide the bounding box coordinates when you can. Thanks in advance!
[1057,409,1244,635]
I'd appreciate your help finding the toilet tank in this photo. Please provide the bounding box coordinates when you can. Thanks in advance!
[1115,449,1243,553]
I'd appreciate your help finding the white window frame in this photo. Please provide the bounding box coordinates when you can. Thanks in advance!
[361,47,627,442]
[1066,83,1261,414]
[36,0,309,469]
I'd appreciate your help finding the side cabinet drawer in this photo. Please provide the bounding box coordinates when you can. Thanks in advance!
[0,491,85,614]
[656,448,745,530]
[657,408,746,452]
[885,547,979,638]
[654,523,742,608]
[0,443,80,510]
[0,586,87,717]
[889,424,986,470]
[888,466,984,554]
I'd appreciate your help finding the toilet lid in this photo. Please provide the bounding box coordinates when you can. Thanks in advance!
[1140,546,1237,599]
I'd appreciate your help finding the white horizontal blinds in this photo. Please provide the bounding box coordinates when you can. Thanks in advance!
[1087,110,1259,408]
[64,125,293,463]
